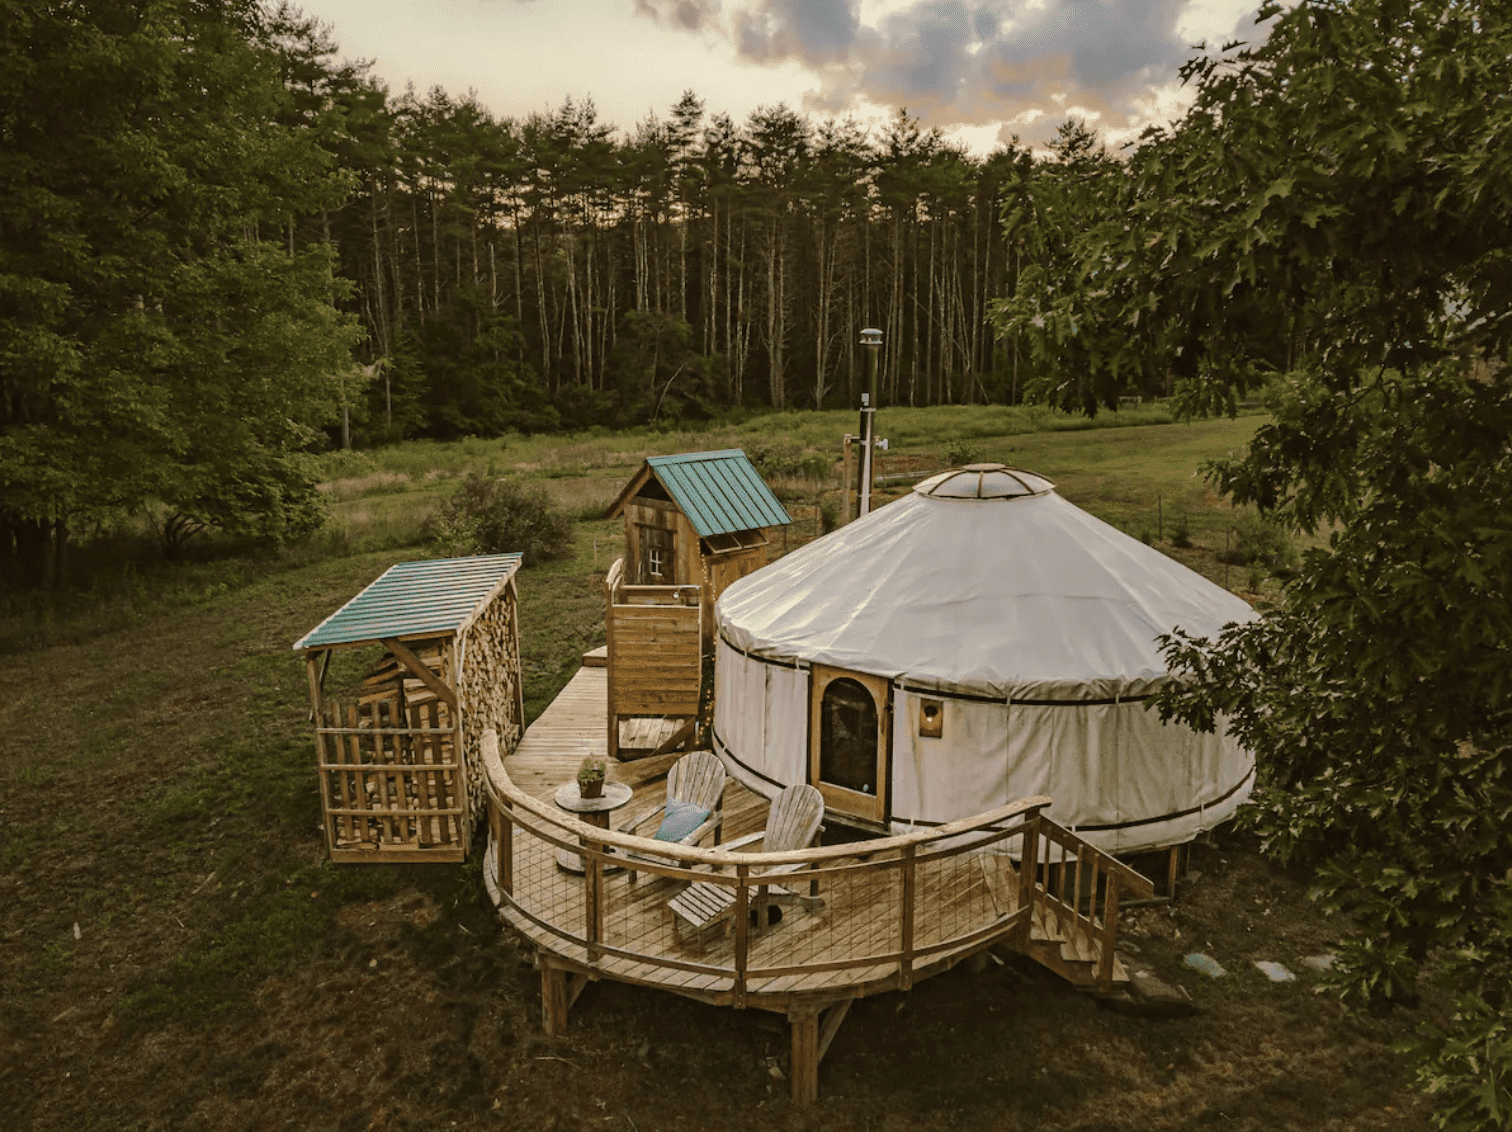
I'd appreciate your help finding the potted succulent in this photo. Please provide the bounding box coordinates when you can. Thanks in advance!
[576,754,607,799]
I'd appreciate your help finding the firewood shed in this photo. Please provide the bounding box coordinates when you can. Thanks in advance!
[293,553,524,863]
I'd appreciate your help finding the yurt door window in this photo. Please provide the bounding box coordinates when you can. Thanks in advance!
[809,665,889,823]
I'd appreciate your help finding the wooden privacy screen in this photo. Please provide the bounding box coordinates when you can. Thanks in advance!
[315,698,466,863]
[604,557,703,759]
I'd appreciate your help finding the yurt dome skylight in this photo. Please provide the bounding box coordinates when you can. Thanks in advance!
[913,463,1055,500]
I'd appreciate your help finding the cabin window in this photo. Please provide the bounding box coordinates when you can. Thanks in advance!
[639,525,674,583]
[819,678,878,796]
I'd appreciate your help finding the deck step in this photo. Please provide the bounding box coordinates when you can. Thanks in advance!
[981,862,1128,989]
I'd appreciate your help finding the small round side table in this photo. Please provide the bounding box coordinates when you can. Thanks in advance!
[553,780,633,874]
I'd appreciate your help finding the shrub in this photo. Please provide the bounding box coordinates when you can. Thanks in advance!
[745,440,832,482]
[819,498,840,534]
[944,440,983,467]
[1171,516,1193,548]
[1219,508,1299,572]
[429,473,573,566]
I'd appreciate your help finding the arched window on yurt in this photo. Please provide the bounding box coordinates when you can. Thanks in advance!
[809,665,890,824]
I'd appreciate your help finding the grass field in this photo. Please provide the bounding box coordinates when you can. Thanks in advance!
[0,407,1435,1130]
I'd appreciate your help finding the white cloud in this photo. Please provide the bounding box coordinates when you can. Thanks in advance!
[297,0,1276,153]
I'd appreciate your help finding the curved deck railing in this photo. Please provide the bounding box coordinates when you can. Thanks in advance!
[480,733,1150,1006]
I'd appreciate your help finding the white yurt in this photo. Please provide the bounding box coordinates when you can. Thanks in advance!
[711,464,1256,854]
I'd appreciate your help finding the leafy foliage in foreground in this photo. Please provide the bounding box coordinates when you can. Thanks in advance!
[1000,2,1512,1126]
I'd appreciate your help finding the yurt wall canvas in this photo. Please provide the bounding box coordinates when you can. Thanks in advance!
[711,465,1256,854]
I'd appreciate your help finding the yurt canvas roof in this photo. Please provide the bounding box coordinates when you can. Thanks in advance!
[716,466,1254,701]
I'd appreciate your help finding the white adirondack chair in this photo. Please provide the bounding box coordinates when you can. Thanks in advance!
[667,783,825,945]
[618,750,725,879]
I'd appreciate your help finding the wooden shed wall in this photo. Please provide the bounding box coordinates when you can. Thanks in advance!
[702,544,767,646]
[623,498,699,587]
[606,597,702,717]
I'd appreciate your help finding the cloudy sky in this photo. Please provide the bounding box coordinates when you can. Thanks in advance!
[298,0,1271,152]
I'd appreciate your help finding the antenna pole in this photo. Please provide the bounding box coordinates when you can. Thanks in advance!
[859,329,882,517]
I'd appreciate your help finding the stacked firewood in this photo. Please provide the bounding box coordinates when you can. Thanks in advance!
[360,642,453,729]
[458,590,523,826]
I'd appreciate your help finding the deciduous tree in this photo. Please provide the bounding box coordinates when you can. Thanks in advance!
[0,0,361,584]
[999,3,1512,1125]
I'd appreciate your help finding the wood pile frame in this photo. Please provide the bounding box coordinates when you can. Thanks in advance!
[300,566,524,864]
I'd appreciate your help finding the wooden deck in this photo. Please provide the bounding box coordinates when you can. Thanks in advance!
[484,664,1151,1105]
[496,666,768,839]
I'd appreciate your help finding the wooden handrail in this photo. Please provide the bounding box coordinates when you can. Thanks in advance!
[1036,819,1157,898]
[482,729,1051,871]
[479,728,1149,997]
[1026,816,1155,990]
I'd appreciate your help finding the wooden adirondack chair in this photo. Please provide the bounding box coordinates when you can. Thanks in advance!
[618,750,725,879]
[667,784,825,946]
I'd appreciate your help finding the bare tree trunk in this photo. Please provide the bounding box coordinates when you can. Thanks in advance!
[533,222,552,391]
[726,208,737,400]
[370,181,392,361]
[889,212,904,404]
[511,207,526,370]
[734,219,749,406]
[706,198,718,357]
[430,190,441,313]
[566,240,584,386]
[766,217,780,410]
[412,196,425,316]
[909,219,920,408]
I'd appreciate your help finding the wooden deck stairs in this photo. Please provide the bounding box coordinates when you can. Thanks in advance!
[978,846,1148,991]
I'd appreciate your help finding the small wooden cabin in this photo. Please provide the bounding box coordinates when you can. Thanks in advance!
[606,449,792,644]
[603,450,790,758]
[293,554,524,863]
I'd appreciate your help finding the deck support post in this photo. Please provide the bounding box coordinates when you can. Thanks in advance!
[1016,810,1043,947]
[1098,876,1121,990]
[540,958,588,1036]
[788,999,852,1106]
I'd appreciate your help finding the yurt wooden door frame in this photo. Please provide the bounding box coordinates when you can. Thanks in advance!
[807,665,891,825]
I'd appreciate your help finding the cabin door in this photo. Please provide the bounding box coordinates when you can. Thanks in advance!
[809,665,889,824]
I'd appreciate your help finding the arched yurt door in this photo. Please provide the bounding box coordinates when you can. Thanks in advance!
[809,665,890,824]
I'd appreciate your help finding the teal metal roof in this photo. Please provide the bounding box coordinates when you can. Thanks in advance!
[645,449,792,538]
[293,554,522,651]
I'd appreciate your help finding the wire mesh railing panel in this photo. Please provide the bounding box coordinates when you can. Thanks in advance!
[484,762,1059,999]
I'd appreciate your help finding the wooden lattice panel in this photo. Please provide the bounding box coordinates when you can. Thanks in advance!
[316,698,465,863]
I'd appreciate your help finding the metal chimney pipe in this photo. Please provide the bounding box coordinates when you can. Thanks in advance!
[858,329,883,517]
